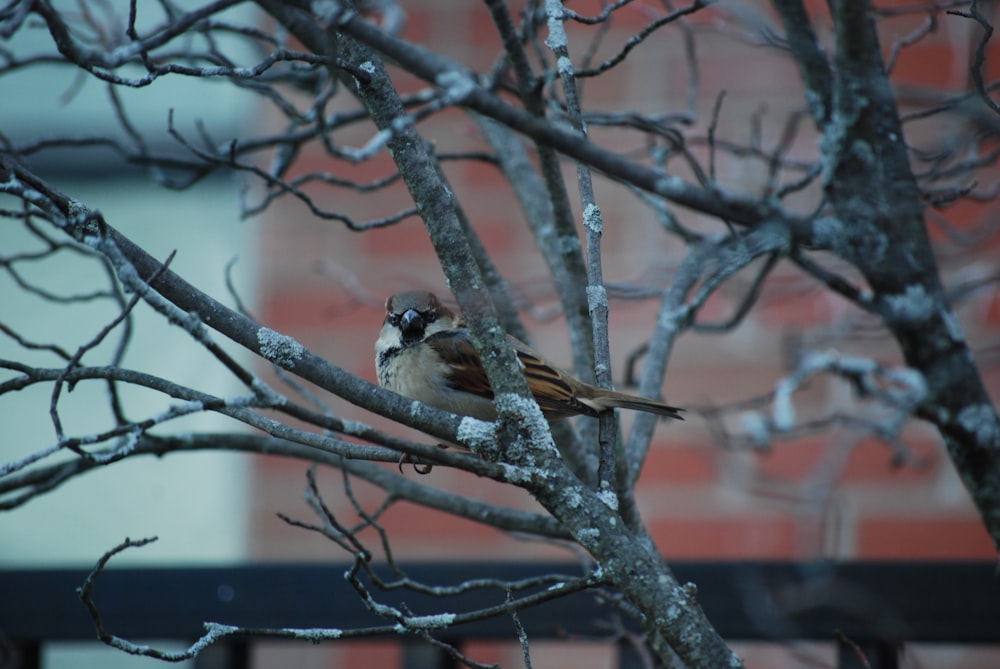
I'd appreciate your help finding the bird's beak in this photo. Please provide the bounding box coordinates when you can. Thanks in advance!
[399,309,424,344]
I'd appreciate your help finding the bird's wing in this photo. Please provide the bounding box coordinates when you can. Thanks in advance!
[425,330,598,417]
[509,339,599,417]
[425,329,495,400]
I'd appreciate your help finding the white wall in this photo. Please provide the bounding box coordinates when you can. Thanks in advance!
[1,6,264,666]
[1,181,256,567]
[0,0,260,571]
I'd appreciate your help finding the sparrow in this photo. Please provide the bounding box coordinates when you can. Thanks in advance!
[375,290,684,423]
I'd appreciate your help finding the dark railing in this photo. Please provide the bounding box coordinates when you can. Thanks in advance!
[2,561,999,669]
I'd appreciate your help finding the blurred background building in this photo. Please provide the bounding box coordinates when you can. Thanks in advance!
[1,1,998,668]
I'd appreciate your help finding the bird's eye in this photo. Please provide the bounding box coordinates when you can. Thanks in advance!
[423,309,436,321]
[387,313,401,327]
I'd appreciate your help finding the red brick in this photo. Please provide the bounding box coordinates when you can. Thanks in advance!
[975,284,1000,326]
[360,218,438,256]
[458,642,517,668]
[856,517,995,559]
[478,221,529,262]
[729,642,834,669]
[603,298,661,330]
[459,152,510,188]
[637,442,717,485]
[421,109,488,154]
[246,0,1000,573]
[983,25,1000,83]
[905,646,1000,669]
[756,280,851,328]
[376,497,514,542]
[260,289,379,332]
[754,435,940,483]
[398,5,431,44]
[890,41,959,89]
[466,3,507,50]
[339,640,402,668]
[927,198,1000,249]
[648,363,784,409]
[840,437,939,483]
[251,641,338,667]
[582,1,725,29]
[650,515,797,559]
[984,367,1000,408]
[290,143,398,185]
[754,435,826,480]
[699,288,755,326]
[526,641,617,669]
[800,0,831,16]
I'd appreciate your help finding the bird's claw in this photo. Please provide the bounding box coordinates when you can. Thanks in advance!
[397,443,451,475]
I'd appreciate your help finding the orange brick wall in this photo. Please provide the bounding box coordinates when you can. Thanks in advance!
[249,2,999,665]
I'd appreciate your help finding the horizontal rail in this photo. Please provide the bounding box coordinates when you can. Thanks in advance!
[3,561,998,646]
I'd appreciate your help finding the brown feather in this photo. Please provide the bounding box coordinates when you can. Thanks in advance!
[425,329,496,401]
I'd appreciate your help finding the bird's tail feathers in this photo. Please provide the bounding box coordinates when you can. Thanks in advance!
[586,391,684,420]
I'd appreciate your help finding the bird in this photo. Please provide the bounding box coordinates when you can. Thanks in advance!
[375,290,683,422]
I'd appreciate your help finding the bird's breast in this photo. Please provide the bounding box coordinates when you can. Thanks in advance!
[375,342,497,421]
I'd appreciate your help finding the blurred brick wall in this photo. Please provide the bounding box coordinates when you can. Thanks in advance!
[249,1,998,666]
